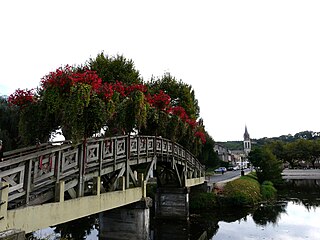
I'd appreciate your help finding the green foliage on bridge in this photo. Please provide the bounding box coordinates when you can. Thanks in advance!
[2,52,217,166]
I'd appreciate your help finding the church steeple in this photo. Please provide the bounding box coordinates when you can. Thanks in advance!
[243,125,251,155]
[244,125,250,140]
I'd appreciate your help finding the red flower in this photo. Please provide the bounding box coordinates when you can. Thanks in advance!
[41,66,102,95]
[186,118,197,129]
[70,70,102,92]
[169,106,188,121]
[147,90,171,110]
[195,131,206,144]
[8,89,35,108]
[113,81,126,96]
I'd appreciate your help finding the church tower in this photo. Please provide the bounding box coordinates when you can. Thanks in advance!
[243,125,251,155]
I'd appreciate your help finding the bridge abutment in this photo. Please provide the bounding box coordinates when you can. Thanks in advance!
[99,197,152,240]
[155,187,190,220]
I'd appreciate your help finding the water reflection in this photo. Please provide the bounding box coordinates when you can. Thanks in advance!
[28,215,98,240]
[212,179,320,240]
[212,201,320,240]
[252,202,287,226]
[53,214,98,239]
[31,180,320,239]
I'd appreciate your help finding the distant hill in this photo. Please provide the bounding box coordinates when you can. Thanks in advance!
[255,130,320,146]
[216,141,242,150]
[218,130,320,150]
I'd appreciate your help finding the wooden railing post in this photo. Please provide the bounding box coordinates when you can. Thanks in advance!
[113,138,117,172]
[24,159,32,205]
[126,135,130,189]
[56,150,62,183]
[93,176,101,196]
[137,136,140,165]
[118,176,125,191]
[138,173,146,198]
[55,181,65,202]
[78,141,85,197]
[99,139,103,176]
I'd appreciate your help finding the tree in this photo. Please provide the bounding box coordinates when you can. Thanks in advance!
[248,146,282,184]
[142,73,205,156]
[147,73,200,120]
[88,52,142,85]
[309,140,320,168]
[7,53,208,156]
[0,96,20,150]
[198,132,220,167]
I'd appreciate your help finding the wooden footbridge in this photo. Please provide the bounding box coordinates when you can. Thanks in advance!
[0,135,205,234]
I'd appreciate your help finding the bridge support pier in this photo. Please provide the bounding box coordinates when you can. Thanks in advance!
[155,187,190,220]
[99,197,152,240]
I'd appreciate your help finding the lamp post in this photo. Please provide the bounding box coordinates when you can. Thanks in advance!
[241,156,245,176]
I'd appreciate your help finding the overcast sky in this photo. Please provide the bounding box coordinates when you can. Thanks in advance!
[1,1,320,141]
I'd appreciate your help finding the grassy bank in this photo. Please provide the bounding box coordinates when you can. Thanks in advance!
[190,173,277,210]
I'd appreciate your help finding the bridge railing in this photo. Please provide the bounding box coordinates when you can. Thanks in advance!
[0,135,204,209]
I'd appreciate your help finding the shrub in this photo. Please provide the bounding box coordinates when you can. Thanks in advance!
[261,181,277,201]
[189,192,217,210]
[248,147,283,185]
[223,177,262,207]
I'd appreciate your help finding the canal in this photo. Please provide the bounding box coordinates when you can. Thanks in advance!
[30,179,320,239]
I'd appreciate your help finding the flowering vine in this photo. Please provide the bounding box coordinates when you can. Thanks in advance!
[9,59,207,150]
[8,89,36,108]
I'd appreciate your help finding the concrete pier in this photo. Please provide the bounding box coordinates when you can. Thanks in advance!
[155,187,190,220]
[99,198,152,240]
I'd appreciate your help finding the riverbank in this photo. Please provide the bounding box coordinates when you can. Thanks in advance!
[190,172,277,210]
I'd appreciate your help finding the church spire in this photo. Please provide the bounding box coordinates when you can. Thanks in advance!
[243,125,251,155]
[244,125,250,140]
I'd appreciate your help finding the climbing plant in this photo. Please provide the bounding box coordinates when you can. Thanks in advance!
[7,53,209,157]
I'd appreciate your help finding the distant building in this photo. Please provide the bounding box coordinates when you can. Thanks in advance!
[230,126,252,168]
[214,126,252,168]
[214,143,233,163]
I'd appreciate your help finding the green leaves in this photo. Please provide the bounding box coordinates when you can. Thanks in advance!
[249,146,282,184]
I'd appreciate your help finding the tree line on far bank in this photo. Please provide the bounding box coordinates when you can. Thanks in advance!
[0,52,219,167]
[249,135,320,185]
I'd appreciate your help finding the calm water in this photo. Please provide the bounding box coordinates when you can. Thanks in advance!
[32,180,320,240]
[208,180,320,240]
[211,201,320,240]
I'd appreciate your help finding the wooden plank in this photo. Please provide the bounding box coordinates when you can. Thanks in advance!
[145,156,156,182]
[127,165,137,187]
[0,165,24,178]
[27,191,53,206]
[8,191,26,202]
[68,188,77,199]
